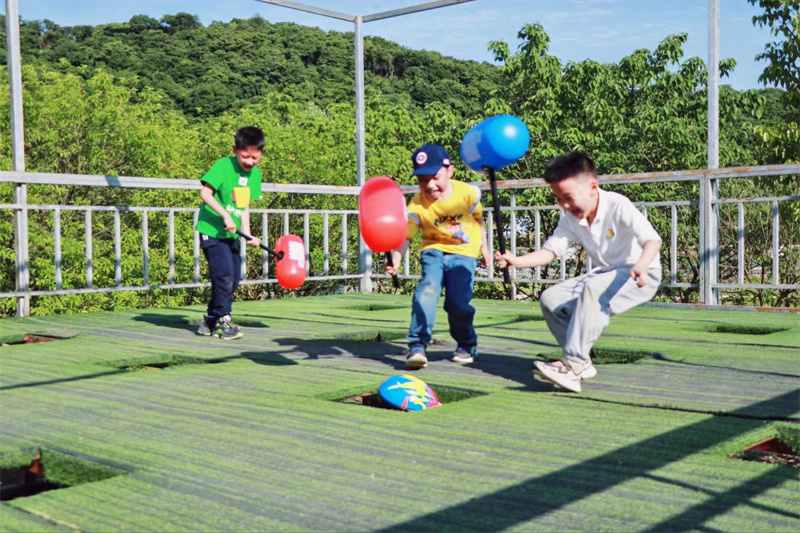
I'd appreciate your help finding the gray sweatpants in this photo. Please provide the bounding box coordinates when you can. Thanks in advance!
[539,266,661,373]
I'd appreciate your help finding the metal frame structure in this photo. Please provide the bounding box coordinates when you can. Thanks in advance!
[255,1,477,292]
[5,0,790,317]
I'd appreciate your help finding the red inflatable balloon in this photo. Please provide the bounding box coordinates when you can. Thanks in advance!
[358,176,407,253]
[274,234,306,289]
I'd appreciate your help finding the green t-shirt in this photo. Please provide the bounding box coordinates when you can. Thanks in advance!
[195,156,263,239]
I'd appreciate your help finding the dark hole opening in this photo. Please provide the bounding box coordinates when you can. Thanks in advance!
[332,330,407,343]
[1,334,68,346]
[732,437,800,469]
[540,348,650,365]
[346,304,406,312]
[109,355,229,371]
[0,448,120,502]
[711,324,789,335]
[0,450,63,502]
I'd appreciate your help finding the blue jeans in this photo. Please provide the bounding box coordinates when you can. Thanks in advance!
[408,249,477,351]
[200,235,242,326]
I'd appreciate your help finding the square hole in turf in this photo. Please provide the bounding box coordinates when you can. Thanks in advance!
[0,448,122,502]
[710,324,788,335]
[330,329,408,343]
[107,355,226,371]
[346,304,406,312]
[538,348,652,365]
[731,424,800,470]
[332,384,488,412]
[0,334,69,346]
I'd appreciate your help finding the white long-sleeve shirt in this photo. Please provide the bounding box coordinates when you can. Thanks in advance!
[542,189,662,271]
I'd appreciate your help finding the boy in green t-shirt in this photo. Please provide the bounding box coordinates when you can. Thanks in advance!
[195,127,264,340]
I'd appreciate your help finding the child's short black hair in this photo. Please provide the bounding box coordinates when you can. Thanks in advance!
[234,126,265,151]
[544,152,596,183]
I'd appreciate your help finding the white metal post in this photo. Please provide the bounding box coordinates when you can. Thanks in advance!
[6,0,30,316]
[702,0,720,305]
[354,15,372,292]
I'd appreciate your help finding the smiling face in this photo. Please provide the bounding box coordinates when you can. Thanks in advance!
[234,145,263,172]
[417,164,454,202]
[549,172,599,221]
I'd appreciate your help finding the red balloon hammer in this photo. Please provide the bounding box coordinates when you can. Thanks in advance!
[358,176,407,253]
[274,234,306,289]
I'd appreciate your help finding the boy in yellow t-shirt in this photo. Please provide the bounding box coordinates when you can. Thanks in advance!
[388,143,491,370]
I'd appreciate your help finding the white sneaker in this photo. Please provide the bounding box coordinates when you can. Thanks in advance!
[533,360,582,393]
[406,348,428,370]
[577,364,597,380]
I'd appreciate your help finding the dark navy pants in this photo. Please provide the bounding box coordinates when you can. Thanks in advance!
[200,235,241,326]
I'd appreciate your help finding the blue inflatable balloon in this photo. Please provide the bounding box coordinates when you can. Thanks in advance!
[460,114,530,171]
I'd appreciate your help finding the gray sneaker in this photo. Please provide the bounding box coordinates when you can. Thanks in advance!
[406,346,428,370]
[452,346,477,364]
[196,316,214,336]
[215,315,243,340]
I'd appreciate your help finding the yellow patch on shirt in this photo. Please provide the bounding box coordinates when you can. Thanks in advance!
[607,228,615,238]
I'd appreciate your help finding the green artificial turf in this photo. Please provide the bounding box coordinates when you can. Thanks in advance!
[1,294,798,531]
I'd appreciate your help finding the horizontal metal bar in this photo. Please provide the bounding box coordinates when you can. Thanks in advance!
[2,164,797,196]
[374,273,698,290]
[400,164,800,193]
[647,302,800,314]
[0,205,359,217]
[364,0,475,22]
[717,194,800,205]
[254,0,355,21]
[503,201,693,212]
[0,171,360,195]
[0,275,365,298]
[713,283,799,290]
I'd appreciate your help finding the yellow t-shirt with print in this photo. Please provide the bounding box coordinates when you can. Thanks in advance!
[407,180,484,258]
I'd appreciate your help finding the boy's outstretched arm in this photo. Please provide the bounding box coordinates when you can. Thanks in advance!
[495,249,556,269]
[630,239,661,287]
[387,241,409,276]
[200,184,236,232]
[239,210,260,247]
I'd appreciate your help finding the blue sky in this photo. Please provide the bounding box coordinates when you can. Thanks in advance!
[6,0,775,90]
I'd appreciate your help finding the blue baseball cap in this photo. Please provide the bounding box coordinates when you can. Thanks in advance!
[411,143,452,176]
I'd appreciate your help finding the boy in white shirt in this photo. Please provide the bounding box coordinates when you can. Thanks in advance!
[496,152,662,393]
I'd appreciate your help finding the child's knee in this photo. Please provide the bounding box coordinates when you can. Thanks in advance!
[445,299,473,318]
[213,274,235,293]
[540,286,562,312]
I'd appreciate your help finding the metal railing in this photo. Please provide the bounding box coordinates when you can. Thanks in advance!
[382,164,800,302]
[0,173,362,313]
[1,163,798,315]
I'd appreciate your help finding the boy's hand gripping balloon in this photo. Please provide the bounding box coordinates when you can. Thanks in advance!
[459,115,530,296]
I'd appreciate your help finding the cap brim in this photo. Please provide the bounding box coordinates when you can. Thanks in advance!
[412,163,444,176]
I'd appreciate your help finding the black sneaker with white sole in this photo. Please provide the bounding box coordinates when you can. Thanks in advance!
[215,315,243,340]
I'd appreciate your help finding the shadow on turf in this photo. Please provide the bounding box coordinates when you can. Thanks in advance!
[0,351,297,391]
[132,313,269,330]
[648,352,800,379]
[0,370,128,391]
[377,389,800,532]
[271,337,408,370]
